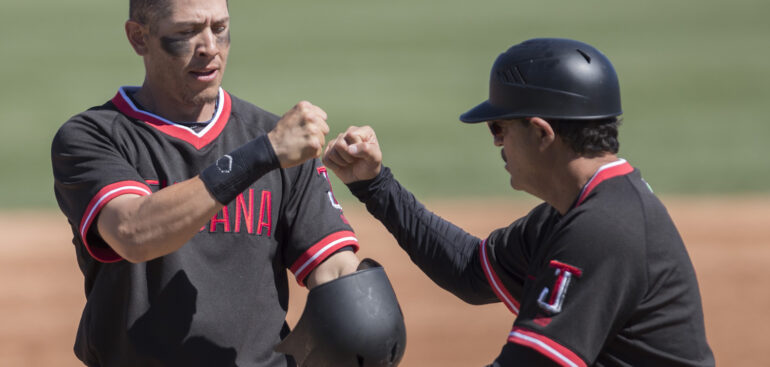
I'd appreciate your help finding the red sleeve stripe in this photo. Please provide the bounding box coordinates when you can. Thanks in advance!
[290,231,359,286]
[479,238,520,315]
[78,181,152,263]
[508,327,586,367]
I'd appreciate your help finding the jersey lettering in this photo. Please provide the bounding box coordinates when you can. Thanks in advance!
[316,167,342,210]
[317,167,349,224]
[257,190,272,236]
[199,189,272,236]
[210,206,232,233]
[145,179,168,188]
[537,260,582,314]
[235,189,255,234]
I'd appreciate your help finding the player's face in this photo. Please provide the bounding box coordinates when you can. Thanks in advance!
[488,119,540,192]
[144,0,230,107]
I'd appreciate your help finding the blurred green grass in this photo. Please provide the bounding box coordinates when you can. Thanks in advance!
[1,0,768,208]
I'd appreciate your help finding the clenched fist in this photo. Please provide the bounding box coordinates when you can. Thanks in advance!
[323,125,382,184]
[268,101,329,168]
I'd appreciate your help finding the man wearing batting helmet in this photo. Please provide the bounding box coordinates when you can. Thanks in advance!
[324,38,714,366]
[51,0,405,366]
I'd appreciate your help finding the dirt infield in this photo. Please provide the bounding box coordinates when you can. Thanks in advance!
[1,196,768,366]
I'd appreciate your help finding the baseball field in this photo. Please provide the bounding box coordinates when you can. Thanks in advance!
[2,198,770,365]
[1,0,768,365]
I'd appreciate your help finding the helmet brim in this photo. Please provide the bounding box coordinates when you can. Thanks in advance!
[459,100,527,123]
[460,99,622,123]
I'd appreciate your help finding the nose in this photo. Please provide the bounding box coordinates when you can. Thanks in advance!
[492,134,504,147]
[487,121,504,146]
[196,29,218,57]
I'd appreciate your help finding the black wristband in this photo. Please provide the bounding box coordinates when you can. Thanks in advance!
[200,134,281,204]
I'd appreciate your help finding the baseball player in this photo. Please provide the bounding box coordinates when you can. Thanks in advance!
[51,0,405,366]
[324,38,715,366]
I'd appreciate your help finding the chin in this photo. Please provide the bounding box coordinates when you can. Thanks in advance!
[187,87,220,106]
[509,175,527,192]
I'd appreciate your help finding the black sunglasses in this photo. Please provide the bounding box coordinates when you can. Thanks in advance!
[487,119,529,136]
[487,121,503,135]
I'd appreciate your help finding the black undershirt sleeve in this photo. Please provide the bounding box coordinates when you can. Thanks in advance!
[347,166,497,305]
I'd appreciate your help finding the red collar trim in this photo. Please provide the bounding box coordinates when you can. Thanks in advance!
[111,86,232,150]
[575,159,633,207]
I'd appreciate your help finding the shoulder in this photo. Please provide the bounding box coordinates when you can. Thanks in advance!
[486,202,558,259]
[550,175,656,275]
[227,93,280,131]
[53,101,124,150]
[496,202,558,241]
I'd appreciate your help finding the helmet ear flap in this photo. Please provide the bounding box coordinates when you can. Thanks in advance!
[275,259,406,367]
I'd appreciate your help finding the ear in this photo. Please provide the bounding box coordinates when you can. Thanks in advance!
[528,117,556,151]
[125,20,149,56]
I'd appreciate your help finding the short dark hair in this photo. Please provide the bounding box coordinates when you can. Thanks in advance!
[129,0,172,29]
[130,0,229,27]
[547,118,621,156]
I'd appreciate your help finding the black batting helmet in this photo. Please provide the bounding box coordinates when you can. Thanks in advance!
[275,259,406,367]
[460,38,622,123]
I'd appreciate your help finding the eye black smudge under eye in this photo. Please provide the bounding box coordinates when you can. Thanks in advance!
[217,30,230,46]
[160,36,192,57]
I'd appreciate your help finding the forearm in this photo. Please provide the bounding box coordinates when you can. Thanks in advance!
[97,176,222,262]
[305,250,360,289]
[348,166,497,304]
[99,135,281,262]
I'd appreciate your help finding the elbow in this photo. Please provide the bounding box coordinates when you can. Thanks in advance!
[120,247,153,264]
[441,273,499,306]
[97,195,163,263]
[454,290,497,306]
[107,223,154,263]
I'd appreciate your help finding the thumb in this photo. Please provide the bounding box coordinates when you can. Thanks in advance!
[347,142,376,159]
[347,143,364,155]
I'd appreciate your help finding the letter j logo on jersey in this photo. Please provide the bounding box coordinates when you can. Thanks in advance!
[537,260,583,314]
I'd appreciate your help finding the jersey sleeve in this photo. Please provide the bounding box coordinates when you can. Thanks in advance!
[281,161,359,286]
[479,203,555,316]
[347,166,497,305]
[506,210,648,366]
[52,114,151,263]
[487,341,561,367]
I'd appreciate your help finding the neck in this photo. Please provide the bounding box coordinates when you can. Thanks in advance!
[538,153,619,215]
[133,82,218,123]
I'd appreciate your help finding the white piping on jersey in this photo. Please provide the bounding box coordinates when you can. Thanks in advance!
[80,185,152,238]
[117,86,225,138]
[576,158,627,203]
[294,236,358,277]
[480,239,520,315]
[509,330,580,367]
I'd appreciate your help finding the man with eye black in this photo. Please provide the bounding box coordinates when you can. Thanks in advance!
[50,0,407,366]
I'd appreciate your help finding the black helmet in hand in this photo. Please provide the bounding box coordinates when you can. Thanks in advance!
[276,259,406,367]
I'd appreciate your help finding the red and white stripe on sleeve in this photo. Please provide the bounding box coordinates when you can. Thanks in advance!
[290,230,359,286]
[79,181,152,263]
[479,238,521,315]
[508,326,587,367]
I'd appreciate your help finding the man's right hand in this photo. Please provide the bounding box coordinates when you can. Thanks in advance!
[268,101,330,168]
[322,125,383,184]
